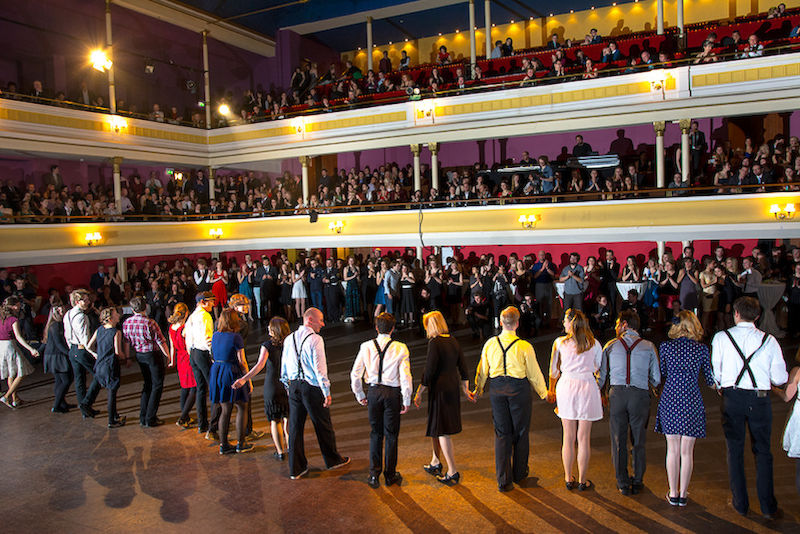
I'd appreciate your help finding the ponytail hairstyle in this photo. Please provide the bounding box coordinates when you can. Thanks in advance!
[168,302,189,325]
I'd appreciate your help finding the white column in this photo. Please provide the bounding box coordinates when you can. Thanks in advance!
[105,0,116,113]
[677,0,685,37]
[116,257,128,283]
[429,142,440,192]
[657,0,664,35]
[208,166,215,200]
[112,156,122,212]
[416,246,423,263]
[654,121,666,188]
[299,156,310,203]
[202,30,211,129]
[411,144,421,192]
[484,0,492,57]
[469,0,477,77]
[366,17,374,72]
[657,241,666,262]
[681,240,692,251]
[680,119,691,183]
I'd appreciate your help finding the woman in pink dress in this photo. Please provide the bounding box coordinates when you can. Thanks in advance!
[168,303,197,428]
[547,308,603,491]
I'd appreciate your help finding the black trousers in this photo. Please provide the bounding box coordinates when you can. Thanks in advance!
[721,388,777,515]
[190,348,220,432]
[106,385,120,424]
[489,377,532,487]
[609,386,650,488]
[134,350,165,425]
[287,380,344,476]
[367,385,402,477]
[69,345,100,408]
[53,371,71,410]
[467,315,492,338]
[324,286,341,321]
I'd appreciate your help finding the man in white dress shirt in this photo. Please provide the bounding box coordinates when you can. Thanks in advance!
[350,313,413,488]
[64,289,100,418]
[711,296,787,520]
[184,291,220,439]
[281,307,350,479]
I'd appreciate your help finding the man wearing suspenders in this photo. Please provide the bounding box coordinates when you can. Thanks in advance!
[350,313,413,488]
[473,306,547,492]
[280,307,350,480]
[711,297,787,520]
[64,289,101,419]
[599,310,661,495]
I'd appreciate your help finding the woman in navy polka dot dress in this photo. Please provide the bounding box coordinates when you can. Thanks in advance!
[655,311,715,506]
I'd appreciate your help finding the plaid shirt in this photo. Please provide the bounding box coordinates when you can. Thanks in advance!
[122,313,167,354]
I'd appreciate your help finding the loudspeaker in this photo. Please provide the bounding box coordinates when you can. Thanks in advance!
[309,211,318,223]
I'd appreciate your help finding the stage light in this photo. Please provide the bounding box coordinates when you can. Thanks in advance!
[90,49,112,72]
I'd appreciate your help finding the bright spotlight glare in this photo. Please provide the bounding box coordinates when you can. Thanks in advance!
[218,103,230,115]
[90,49,112,72]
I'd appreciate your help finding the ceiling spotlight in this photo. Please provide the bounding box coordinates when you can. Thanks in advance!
[510,19,514,23]
[90,49,112,72]
[144,59,155,74]
[455,29,460,33]
[549,13,553,16]
[358,46,362,50]
[389,41,393,44]
[438,32,442,36]
[404,38,408,42]
[570,9,574,13]
[218,103,230,115]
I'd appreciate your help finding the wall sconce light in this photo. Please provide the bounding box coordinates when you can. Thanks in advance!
[291,117,306,137]
[328,220,344,233]
[649,72,670,100]
[85,232,102,246]
[90,49,112,72]
[108,115,127,133]
[770,203,795,220]
[209,228,223,239]
[518,214,541,228]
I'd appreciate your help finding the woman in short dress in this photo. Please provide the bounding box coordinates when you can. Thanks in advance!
[414,311,471,486]
[399,264,416,327]
[234,317,290,460]
[237,264,254,320]
[279,262,294,320]
[775,361,800,495]
[291,261,307,319]
[42,303,72,413]
[168,303,197,429]
[0,296,39,409]
[210,309,252,455]
[88,307,127,428]
[210,260,228,319]
[655,311,714,506]
[547,308,603,490]
[374,259,388,316]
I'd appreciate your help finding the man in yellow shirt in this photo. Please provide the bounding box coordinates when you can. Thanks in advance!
[473,306,548,492]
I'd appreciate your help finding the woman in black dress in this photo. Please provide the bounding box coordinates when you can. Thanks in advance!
[362,260,378,322]
[413,311,473,486]
[87,307,127,428]
[234,317,291,460]
[425,264,444,310]
[399,263,416,328]
[43,304,72,413]
[445,263,464,324]
[279,262,294,320]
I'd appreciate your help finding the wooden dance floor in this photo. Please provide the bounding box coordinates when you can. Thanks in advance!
[2,322,799,533]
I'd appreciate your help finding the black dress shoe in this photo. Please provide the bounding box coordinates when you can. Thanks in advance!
[499,483,514,492]
[630,482,644,495]
[436,472,460,486]
[219,443,236,455]
[64,403,77,410]
[762,508,783,521]
[618,486,631,496]
[80,404,96,419]
[51,406,69,414]
[385,473,403,487]
[367,475,380,489]
[108,416,127,428]
[423,463,443,476]
[144,418,165,427]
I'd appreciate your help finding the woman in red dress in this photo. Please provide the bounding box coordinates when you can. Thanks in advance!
[168,303,196,428]
[210,260,228,318]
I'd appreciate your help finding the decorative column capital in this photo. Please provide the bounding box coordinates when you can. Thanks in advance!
[112,156,123,166]
[679,118,691,133]
[299,155,310,167]
[410,144,421,156]
[366,16,373,24]
[428,142,439,155]
[653,121,666,136]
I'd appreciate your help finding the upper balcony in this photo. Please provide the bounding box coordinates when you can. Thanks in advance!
[2,51,800,169]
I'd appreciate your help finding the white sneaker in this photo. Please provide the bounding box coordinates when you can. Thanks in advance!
[0,396,14,409]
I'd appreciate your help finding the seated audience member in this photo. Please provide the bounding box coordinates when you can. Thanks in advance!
[491,40,503,59]
[399,50,411,70]
[591,294,613,335]
[608,42,622,61]
[583,59,598,79]
[438,46,452,65]
[668,173,688,196]
[741,34,764,58]
[501,37,514,57]
[589,28,602,44]
[658,51,673,68]
[639,51,654,69]
[465,292,491,341]
[694,41,718,64]
[520,68,537,87]
[548,33,561,49]
[721,30,743,51]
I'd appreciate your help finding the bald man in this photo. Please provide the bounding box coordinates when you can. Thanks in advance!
[280,308,350,479]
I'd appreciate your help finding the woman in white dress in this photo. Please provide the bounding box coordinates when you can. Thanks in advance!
[775,363,800,495]
[291,261,308,319]
[547,308,603,491]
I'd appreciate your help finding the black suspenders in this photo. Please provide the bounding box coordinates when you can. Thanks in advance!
[293,332,314,381]
[723,329,770,388]
[495,336,520,376]
[372,339,394,385]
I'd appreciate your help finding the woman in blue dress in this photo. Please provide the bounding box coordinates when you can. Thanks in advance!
[210,308,252,455]
[374,259,388,316]
[655,311,715,506]
[237,264,254,320]
[88,307,127,428]
[343,256,360,320]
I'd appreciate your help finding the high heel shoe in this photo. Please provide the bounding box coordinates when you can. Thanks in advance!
[578,480,593,491]
[436,472,460,486]
[423,463,442,476]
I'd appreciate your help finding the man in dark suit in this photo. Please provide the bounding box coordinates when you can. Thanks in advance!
[600,250,621,318]
[146,279,167,331]
[89,264,106,293]
[43,165,63,190]
[547,33,561,49]
[688,121,707,177]
[573,135,593,157]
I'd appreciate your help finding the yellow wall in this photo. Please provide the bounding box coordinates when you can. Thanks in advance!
[343,0,800,70]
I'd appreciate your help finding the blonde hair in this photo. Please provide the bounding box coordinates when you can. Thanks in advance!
[168,302,189,324]
[99,307,117,325]
[423,310,449,338]
[668,310,704,341]
[500,306,520,329]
